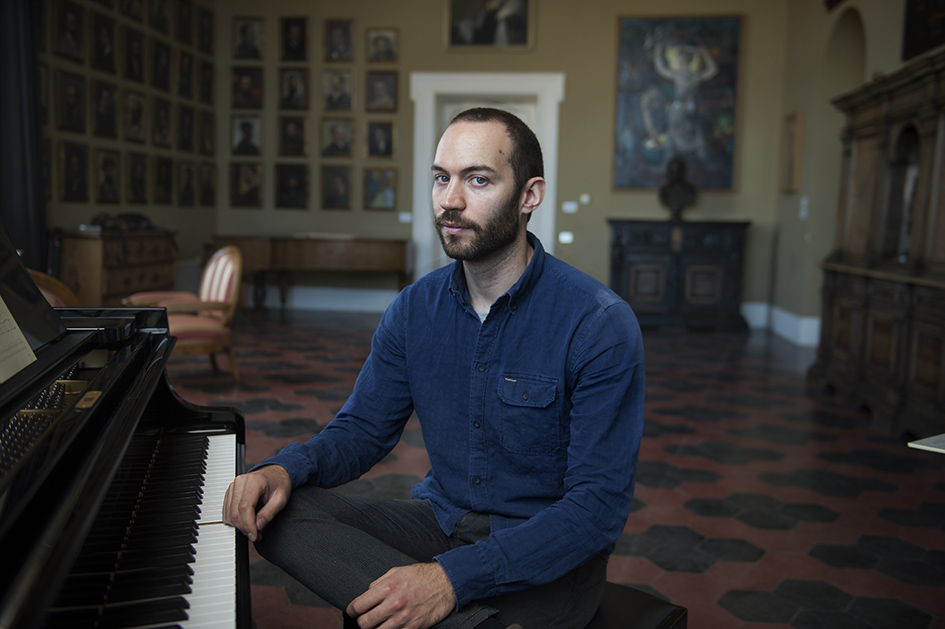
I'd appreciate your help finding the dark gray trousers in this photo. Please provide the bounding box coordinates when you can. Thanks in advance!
[254,486,606,629]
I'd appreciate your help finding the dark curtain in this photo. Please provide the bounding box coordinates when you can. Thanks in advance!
[0,0,45,271]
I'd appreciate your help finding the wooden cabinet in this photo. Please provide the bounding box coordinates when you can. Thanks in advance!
[609,219,749,331]
[811,49,945,438]
[58,229,177,307]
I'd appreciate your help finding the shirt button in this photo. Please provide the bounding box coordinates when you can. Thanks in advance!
[473,421,481,429]
[522,391,529,401]
[477,364,486,372]
[473,476,481,485]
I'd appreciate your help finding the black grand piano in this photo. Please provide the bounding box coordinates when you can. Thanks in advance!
[0,227,250,628]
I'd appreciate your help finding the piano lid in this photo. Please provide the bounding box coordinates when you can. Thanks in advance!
[0,223,66,355]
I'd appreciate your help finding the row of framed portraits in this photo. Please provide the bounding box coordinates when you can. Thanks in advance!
[45,0,214,83]
[231,67,397,113]
[233,116,394,160]
[54,141,214,206]
[230,163,396,211]
[48,70,216,155]
[53,141,397,211]
[232,17,398,64]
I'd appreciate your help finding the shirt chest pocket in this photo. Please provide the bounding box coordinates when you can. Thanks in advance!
[496,374,560,455]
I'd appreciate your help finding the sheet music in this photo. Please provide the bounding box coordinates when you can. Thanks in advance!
[0,293,37,383]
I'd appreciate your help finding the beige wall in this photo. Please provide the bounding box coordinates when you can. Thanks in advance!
[40,0,930,323]
[774,0,908,318]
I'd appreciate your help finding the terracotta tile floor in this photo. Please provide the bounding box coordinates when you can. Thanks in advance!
[166,309,945,629]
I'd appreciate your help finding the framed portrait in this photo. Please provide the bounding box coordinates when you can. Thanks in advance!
[177,51,194,99]
[176,0,193,45]
[780,111,804,193]
[152,97,172,147]
[364,168,396,210]
[198,111,215,156]
[275,164,309,210]
[279,68,308,109]
[119,0,143,21]
[123,27,145,83]
[231,115,261,156]
[321,118,353,158]
[323,70,352,112]
[446,0,532,49]
[127,151,148,204]
[233,17,262,60]
[366,71,397,112]
[613,16,742,190]
[231,162,262,208]
[56,70,86,133]
[154,156,173,205]
[198,7,214,54]
[149,0,169,34]
[198,60,214,105]
[177,104,194,151]
[89,11,115,73]
[38,64,49,125]
[367,28,398,62]
[232,67,263,109]
[55,0,85,63]
[325,19,353,61]
[322,165,350,210]
[124,90,146,143]
[152,40,171,91]
[366,121,394,158]
[282,17,307,60]
[91,80,117,139]
[95,148,121,204]
[199,163,216,206]
[178,161,195,206]
[59,142,88,202]
[279,116,308,156]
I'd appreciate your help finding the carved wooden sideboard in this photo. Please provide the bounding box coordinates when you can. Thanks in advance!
[810,49,945,438]
[609,219,749,331]
[59,229,177,307]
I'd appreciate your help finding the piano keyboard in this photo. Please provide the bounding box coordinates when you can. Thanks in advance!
[42,431,239,628]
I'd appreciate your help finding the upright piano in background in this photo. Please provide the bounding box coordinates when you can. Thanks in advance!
[0,228,250,628]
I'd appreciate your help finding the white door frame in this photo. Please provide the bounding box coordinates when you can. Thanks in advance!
[409,72,566,279]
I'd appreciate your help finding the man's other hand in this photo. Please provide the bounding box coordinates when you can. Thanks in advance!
[346,562,456,629]
[222,465,292,542]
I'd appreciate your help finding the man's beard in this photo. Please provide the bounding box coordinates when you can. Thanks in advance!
[435,188,521,262]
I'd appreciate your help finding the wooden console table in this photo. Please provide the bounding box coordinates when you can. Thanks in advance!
[609,219,749,331]
[212,235,410,308]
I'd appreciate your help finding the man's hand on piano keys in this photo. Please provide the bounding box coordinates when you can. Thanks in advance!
[222,465,293,542]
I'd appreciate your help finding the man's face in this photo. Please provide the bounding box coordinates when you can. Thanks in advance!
[431,121,524,262]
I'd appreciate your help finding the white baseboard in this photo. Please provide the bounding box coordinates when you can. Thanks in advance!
[770,305,821,347]
[741,301,820,347]
[259,285,399,313]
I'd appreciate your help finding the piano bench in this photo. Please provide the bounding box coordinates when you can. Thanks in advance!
[342,582,687,628]
[584,582,687,629]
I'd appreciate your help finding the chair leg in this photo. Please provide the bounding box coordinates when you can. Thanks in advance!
[227,348,240,381]
[209,352,220,373]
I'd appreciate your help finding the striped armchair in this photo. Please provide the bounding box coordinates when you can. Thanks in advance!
[124,246,243,379]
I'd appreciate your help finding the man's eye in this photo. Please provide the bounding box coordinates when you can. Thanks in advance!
[434,174,449,184]
[471,176,487,185]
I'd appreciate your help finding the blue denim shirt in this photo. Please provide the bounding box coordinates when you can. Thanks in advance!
[261,234,645,608]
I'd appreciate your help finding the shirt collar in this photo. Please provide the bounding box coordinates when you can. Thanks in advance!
[448,232,545,315]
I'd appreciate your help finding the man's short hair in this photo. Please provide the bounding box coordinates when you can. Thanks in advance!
[449,107,543,193]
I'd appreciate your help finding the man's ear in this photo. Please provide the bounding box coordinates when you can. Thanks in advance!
[520,177,546,218]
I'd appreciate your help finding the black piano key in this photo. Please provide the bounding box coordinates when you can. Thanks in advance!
[97,596,190,628]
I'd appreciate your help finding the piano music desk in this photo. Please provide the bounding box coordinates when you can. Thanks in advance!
[213,234,410,309]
